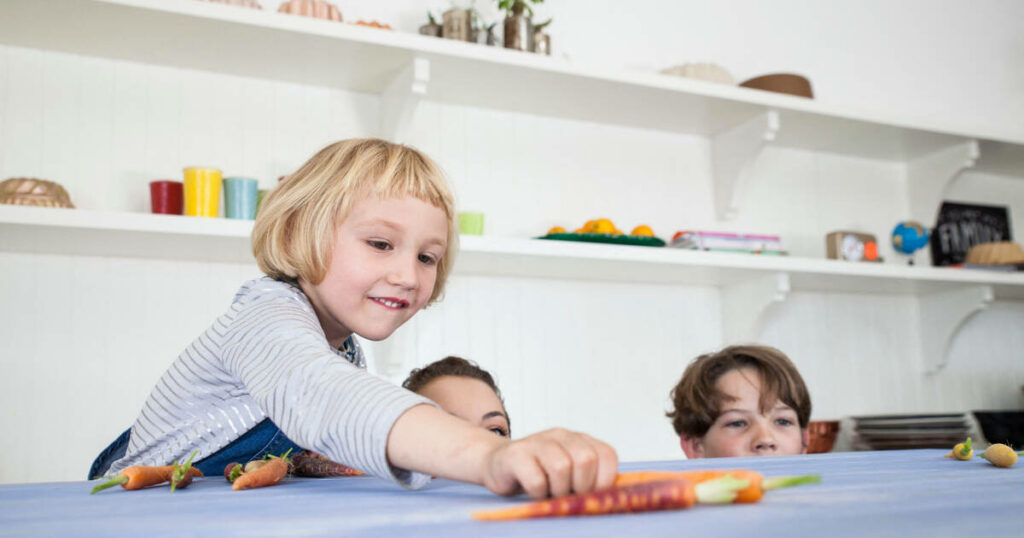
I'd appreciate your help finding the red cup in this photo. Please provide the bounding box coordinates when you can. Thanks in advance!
[150,180,183,215]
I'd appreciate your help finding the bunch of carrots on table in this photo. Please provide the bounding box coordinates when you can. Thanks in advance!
[90,449,363,494]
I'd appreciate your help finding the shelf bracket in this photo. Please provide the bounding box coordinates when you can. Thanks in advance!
[907,140,979,226]
[712,110,780,221]
[379,57,430,144]
[920,285,993,375]
[721,272,790,344]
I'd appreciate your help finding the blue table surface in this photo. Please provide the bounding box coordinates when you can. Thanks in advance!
[1,449,1021,537]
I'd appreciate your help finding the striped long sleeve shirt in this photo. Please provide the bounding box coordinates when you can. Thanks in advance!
[106,276,435,489]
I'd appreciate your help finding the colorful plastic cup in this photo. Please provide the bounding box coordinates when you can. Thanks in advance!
[183,167,222,217]
[224,177,259,220]
[149,180,183,215]
[458,212,484,235]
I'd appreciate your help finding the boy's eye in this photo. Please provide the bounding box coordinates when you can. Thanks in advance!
[775,418,795,427]
[489,427,509,438]
[418,253,438,265]
[725,420,746,428]
[367,240,392,251]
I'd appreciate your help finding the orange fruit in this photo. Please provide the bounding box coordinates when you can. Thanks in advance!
[631,225,655,237]
[548,226,566,235]
[591,218,616,234]
[582,219,596,233]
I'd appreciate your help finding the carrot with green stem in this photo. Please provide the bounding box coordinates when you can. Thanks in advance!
[614,469,820,504]
[945,437,973,460]
[291,451,364,477]
[232,449,293,491]
[169,451,199,492]
[90,451,203,494]
[472,476,747,521]
[979,443,1024,468]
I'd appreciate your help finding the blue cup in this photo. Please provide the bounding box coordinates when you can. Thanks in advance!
[223,177,259,220]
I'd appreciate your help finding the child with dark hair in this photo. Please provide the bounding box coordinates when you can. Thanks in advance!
[667,345,811,458]
[404,356,510,438]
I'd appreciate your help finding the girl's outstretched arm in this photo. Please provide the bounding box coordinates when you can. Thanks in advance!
[387,404,618,498]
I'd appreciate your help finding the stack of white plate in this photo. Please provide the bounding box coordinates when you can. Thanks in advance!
[851,413,971,450]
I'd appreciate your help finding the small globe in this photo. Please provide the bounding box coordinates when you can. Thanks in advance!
[891,221,929,255]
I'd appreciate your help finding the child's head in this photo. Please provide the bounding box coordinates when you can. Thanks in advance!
[666,345,811,458]
[252,139,457,343]
[403,356,510,438]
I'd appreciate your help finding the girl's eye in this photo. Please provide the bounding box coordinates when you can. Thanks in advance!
[775,418,795,427]
[418,253,438,265]
[367,240,392,251]
[725,420,746,428]
[489,427,508,438]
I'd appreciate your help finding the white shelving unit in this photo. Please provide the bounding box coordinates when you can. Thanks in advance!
[2,0,1024,221]
[2,0,1023,373]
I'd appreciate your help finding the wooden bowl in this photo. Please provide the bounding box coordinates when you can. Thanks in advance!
[807,420,840,453]
[739,73,813,98]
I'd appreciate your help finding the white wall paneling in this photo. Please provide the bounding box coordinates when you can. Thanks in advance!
[1,0,1023,483]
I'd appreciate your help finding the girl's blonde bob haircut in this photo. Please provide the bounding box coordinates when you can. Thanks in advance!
[252,138,457,305]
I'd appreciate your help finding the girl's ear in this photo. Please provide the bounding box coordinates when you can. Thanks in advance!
[801,428,810,454]
[679,435,705,459]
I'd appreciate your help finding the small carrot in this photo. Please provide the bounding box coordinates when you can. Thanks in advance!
[91,452,203,494]
[472,476,747,521]
[224,462,244,483]
[945,437,973,460]
[979,443,1023,468]
[169,451,199,493]
[291,451,364,477]
[614,470,820,503]
[232,449,292,491]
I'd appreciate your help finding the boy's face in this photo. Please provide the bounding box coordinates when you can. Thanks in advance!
[680,367,807,458]
[301,195,448,346]
[415,375,510,438]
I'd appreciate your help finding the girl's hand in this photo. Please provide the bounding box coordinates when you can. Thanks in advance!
[480,428,619,498]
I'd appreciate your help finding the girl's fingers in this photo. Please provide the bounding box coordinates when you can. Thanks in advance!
[558,435,599,494]
[581,433,619,490]
[535,441,574,498]
[514,455,551,499]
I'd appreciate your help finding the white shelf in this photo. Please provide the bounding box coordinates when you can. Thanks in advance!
[1,0,1023,177]
[3,205,1023,300]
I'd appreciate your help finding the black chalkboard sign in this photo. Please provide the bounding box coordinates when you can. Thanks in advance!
[930,201,1012,266]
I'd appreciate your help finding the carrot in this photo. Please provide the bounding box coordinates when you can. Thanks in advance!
[169,451,199,493]
[232,449,292,491]
[945,437,973,460]
[979,443,1024,468]
[90,452,203,494]
[614,470,820,503]
[291,451,364,477]
[472,476,747,521]
[224,462,244,482]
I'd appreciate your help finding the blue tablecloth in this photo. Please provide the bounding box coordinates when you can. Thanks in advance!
[1,449,1021,537]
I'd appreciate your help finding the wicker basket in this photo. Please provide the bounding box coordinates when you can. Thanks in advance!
[0,177,75,208]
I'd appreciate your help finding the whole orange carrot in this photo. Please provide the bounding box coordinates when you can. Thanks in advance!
[472,476,747,521]
[232,450,292,491]
[90,452,203,494]
[614,470,819,503]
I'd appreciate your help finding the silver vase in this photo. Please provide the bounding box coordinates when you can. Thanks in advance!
[503,15,533,51]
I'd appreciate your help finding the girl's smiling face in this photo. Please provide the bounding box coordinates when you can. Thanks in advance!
[300,195,449,346]
[682,367,807,458]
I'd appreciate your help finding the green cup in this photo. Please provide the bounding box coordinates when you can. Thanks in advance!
[458,212,484,235]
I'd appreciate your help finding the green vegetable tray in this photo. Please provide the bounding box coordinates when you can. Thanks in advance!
[536,232,666,247]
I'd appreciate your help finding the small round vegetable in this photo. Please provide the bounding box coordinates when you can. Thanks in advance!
[945,437,973,460]
[224,462,243,482]
[980,443,1022,468]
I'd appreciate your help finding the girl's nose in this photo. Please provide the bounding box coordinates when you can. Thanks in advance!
[387,254,419,289]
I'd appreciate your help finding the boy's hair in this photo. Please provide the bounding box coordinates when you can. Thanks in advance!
[666,345,811,438]
[252,138,457,304]
[402,356,509,432]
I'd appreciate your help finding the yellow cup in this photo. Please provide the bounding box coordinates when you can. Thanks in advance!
[183,167,222,217]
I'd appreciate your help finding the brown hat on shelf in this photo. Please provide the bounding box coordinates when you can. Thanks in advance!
[0,177,75,208]
[739,73,813,98]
